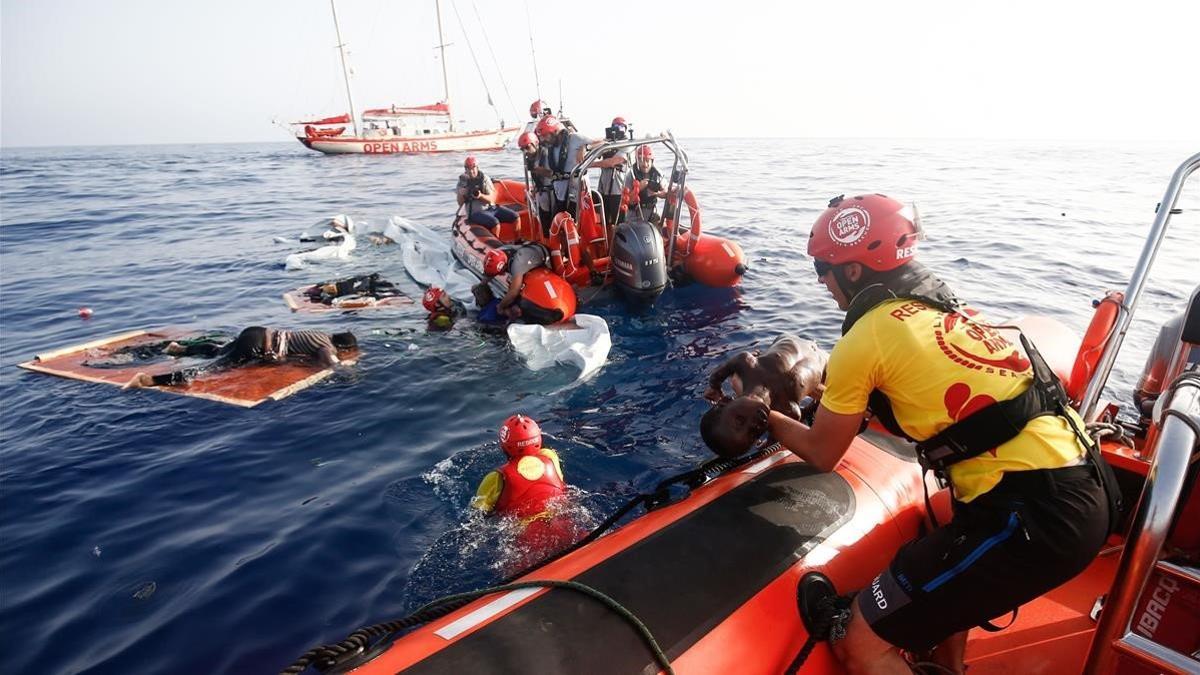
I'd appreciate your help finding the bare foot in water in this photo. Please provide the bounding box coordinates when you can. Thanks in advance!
[122,373,154,389]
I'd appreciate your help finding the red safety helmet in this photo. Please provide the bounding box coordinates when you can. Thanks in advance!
[535,115,564,140]
[808,194,922,273]
[611,116,627,127]
[464,155,478,169]
[636,145,653,160]
[499,414,542,457]
[484,248,508,276]
[422,286,445,312]
[517,131,538,150]
[529,99,547,118]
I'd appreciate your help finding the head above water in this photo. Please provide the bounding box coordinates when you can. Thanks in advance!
[422,286,447,312]
[499,414,542,458]
[331,331,357,350]
[699,396,771,458]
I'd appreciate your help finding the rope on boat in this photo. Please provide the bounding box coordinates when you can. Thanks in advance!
[281,580,675,675]
[470,0,520,122]
[279,443,786,674]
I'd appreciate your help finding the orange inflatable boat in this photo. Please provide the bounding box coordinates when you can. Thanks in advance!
[451,133,747,309]
[285,153,1200,674]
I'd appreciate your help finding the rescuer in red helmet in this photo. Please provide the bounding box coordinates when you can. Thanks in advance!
[421,286,465,331]
[630,144,667,223]
[519,131,554,236]
[457,155,519,235]
[763,194,1115,674]
[472,414,571,517]
[472,414,578,567]
[483,243,550,320]
[535,115,593,222]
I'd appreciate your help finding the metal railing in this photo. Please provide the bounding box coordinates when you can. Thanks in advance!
[1083,372,1200,673]
[1079,152,1200,420]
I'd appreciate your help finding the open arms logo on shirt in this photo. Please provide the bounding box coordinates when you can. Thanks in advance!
[935,312,1031,376]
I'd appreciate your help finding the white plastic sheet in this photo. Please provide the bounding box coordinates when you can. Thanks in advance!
[284,232,356,270]
[507,314,611,381]
[390,216,478,300]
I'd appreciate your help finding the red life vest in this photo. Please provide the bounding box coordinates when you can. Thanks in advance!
[494,451,566,519]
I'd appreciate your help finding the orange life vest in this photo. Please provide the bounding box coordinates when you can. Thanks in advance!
[494,452,567,519]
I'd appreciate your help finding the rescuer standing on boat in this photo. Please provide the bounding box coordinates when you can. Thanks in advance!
[535,115,591,221]
[767,194,1117,674]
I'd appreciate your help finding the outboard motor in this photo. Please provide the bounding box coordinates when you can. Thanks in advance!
[610,218,668,304]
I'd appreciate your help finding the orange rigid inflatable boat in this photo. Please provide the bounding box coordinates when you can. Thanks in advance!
[451,134,747,315]
[286,153,1200,674]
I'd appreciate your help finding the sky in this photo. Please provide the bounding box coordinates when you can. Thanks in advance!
[1,0,1198,147]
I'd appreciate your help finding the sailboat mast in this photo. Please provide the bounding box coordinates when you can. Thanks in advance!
[435,0,455,131]
[330,0,360,137]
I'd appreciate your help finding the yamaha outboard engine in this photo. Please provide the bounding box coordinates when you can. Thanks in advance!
[610,218,668,304]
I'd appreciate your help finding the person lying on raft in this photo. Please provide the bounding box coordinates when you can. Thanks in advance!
[422,286,466,331]
[472,414,577,562]
[482,244,550,320]
[123,327,356,388]
[304,272,401,305]
[84,334,231,367]
[700,335,828,458]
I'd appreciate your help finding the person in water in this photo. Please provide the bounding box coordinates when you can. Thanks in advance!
[472,414,576,567]
[304,272,400,305]
[767,194,1116,674]
[456,156,518,233]
[124,327,357,388]
[630,145,667,223]
[700,335,828,458]
[422,286,466,331]
[483,244,549,320]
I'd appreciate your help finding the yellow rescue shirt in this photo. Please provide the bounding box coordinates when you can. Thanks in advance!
[821,299,1086,502]
[471,448,563,513]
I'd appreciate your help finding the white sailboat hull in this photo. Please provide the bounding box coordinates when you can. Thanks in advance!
[298,127,519,155]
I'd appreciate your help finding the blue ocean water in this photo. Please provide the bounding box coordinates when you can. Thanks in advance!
[0,139,1196,674]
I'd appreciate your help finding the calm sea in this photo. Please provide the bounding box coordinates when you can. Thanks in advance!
[1,139,1196,674]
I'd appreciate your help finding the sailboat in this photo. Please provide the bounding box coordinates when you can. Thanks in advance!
[292,0,519,155]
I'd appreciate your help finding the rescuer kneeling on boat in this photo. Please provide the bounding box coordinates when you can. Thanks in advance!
[483,245,549,320]
[700,335,828,458]
[472,414,576,561]
[768,194,1118,674]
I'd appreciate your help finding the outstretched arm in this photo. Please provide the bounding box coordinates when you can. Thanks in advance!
[767,404,863,472]
[704,353,749,402]
[497,271,525,313]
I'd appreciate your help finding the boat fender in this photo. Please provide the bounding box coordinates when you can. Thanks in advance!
[680,235,747,288]
[1068,291,1123,404]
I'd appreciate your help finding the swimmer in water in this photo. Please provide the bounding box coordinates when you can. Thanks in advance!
[123,327,356,388]
[422,286,466,331]
[700,335,828,458]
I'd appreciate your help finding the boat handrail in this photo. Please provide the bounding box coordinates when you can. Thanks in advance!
[1079,151,1200,419]
[1083,369,1200,672]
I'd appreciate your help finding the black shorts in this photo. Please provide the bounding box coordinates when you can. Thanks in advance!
[859,463,1109,652]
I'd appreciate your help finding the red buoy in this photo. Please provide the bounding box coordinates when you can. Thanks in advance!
[78,307,94,319]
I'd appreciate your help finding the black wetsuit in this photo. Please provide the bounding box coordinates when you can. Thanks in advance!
[84,335,228,368]
[149,327,337,386]
[304,272,399,305]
